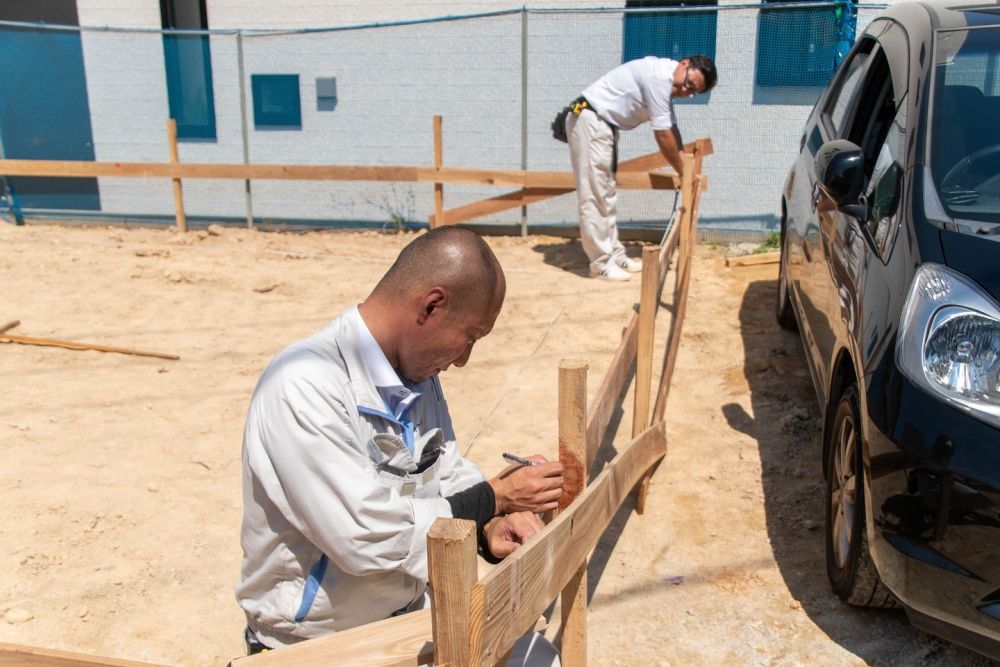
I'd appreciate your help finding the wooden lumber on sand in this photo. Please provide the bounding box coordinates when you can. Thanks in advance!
[0,333,179,361]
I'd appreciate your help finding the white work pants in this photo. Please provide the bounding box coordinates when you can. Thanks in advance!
[567,108,628,272]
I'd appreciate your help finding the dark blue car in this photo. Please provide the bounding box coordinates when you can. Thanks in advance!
[776,0,1000,659]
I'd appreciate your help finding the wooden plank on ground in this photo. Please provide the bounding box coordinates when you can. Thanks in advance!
[476,422,666,662]
[0,643,167,667]
[0,320,19,334]
[724,251,780,267]
[231,609,434,666]
[0,333,179,360]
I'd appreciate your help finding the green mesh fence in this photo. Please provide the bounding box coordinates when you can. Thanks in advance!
[0,3,886,242]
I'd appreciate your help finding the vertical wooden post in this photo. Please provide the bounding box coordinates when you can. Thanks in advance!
[166,119,187,233]
[433,115,444,228]
[428,518,480,666]
[676,153,695,290]
[558,360,588,667]
[632,245,660,515]
[632,245,660,438]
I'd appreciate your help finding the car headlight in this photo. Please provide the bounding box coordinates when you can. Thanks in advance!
[897,263,1000,427]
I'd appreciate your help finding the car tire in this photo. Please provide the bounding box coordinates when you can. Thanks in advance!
[825,385,897,608]
[776,217,798,331]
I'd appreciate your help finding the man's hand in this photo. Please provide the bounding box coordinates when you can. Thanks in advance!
[483,511,545,559]
[488,455,563,515]
[654,127,684,177]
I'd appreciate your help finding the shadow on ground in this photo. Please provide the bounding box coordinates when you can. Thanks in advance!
[531,238,648,278]
[726,278,989,665]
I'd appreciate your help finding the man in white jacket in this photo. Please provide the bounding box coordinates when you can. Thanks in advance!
[237,227,563,663]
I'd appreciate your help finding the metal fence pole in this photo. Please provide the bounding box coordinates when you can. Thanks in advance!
[236,31,254,229]
[520,6,528,237]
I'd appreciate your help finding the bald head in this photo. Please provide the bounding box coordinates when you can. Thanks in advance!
[360,228,506,382]
[371,227,505,318]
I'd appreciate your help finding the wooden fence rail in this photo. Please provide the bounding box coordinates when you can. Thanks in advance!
[0,118,708,234]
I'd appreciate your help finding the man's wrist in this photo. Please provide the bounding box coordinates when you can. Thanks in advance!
[486,477,506,515]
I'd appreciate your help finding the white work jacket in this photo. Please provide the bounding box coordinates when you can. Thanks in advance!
[236,306,485,647]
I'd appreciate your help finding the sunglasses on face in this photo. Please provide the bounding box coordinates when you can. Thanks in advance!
[682,68,701,95]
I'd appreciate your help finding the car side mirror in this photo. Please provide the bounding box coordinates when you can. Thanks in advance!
[815,140,868,219]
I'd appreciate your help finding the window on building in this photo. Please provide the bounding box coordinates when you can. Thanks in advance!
[622,0,717,64]
[160,0,217,140]
[755,0,855,88]
[316,77,337,111]
[252,75,302,129]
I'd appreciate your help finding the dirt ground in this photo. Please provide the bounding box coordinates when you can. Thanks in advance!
[0,222,994,666]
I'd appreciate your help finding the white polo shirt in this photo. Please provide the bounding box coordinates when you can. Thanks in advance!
[582,56,679,131]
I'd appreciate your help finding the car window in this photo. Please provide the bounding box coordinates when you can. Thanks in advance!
[930,26,1000,225]
[864,97,907,258]
[825,38,876,137]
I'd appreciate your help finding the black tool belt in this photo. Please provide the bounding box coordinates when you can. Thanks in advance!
[551,97,619,173]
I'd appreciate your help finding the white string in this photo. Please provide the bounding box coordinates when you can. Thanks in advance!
[463,304,567,456]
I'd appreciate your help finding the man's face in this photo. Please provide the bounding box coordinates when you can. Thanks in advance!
[397,295,502,384]
[672,60,706,99]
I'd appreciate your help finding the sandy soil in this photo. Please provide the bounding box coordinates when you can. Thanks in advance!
[0,222,993,666]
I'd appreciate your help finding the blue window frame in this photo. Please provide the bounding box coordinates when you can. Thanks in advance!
[622,0,717,64]
[252,75,302,129]
[755,0,856,88]
[160,0,217,141]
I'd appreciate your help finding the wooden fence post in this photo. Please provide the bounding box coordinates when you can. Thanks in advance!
[632,244,660,514]
[429,518,481,666]
[558,360,588,667]
[166,119,187,233]
[433,115,444,228]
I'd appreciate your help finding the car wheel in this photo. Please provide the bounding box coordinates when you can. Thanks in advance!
[775,217,797,331]
[825,385,896,608]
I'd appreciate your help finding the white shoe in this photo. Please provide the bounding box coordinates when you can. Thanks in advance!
[615,255,642,273]
[590,262,631,281]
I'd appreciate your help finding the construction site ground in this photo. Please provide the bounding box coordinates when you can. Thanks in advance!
[0,223,993,666]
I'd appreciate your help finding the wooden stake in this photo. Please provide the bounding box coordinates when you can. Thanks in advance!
[0,333,179,361]
[632,245,660,515]
[428,518,480,666]
[0,320,19,335]
[558,360,588,667]
[433,116,444,228]
[166,119,187,233]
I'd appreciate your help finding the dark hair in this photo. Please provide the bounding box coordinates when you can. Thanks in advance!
[685,55,718,92]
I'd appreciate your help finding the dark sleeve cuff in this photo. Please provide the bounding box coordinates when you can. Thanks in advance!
[445,481,502,563]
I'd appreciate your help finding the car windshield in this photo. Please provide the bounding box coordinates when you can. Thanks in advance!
[930,26,1000,224]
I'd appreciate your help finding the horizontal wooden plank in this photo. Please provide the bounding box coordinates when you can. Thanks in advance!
[477,423,667,663]
[585,312,638,470]
[0,159,679,191]
[724,251,780,267]
[231,609,434,667]
[0,643,167,667]
[430,187,569,226]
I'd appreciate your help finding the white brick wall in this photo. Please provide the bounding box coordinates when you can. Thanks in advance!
[58,1,895,231]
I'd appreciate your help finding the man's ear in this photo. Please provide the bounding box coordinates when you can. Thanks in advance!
[417,287,448,325]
